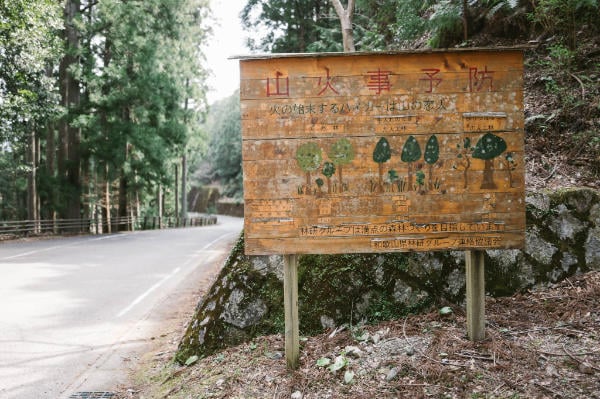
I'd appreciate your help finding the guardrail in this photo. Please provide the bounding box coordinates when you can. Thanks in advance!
[0,215,217,240]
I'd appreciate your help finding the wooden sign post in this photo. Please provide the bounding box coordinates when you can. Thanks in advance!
[466,250,486,340]
[238,49,525,367]
[283,254,300,368]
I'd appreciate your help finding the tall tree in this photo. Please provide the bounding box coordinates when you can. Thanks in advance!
[201,92,243,199]
[241,0,337,52]
[0,0,62,221]
[330,0,355,51]
[82,0,211,227]
[58,0,82,222]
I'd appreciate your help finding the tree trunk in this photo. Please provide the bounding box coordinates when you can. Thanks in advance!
[377,163,384,192]
[181,152,187,219]
[462,0,469,41]
[157,184,164,228]
[104,163,111,234]
[59,0,82,222]
[118,142,129,232]
[407,163,413,191]
[27,129,38,233]
[480,159,497,189]
[331,0,355,52]
[463,157,471,189]
[175,164,179,217]
[118,169,128,231]
[428,164,434,191]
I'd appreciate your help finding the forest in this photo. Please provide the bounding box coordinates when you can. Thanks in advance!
[1,0,599,230]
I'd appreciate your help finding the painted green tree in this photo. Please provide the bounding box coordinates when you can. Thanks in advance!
[472,132,507,189]
[454,137,474,189]
[373,137,392,192]
[322,161,336,194]
[401,135,422,190]
[328,138,355,190]
[424,135,439,191]
[296,142,323,190]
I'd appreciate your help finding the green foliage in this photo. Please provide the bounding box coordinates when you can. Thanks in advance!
[415,170,426,187]
[428,0,463,48]
[391,0,435,46]
[530,0,599,48]
[202,93,243,199]
[322,161,336,178]
[0,0,62,142]
[424,135,440,165]
[241,0,337,53]
[401,136,422,163]
[473,133,507,160]
[373,137,392,164]
[296,142,323,173]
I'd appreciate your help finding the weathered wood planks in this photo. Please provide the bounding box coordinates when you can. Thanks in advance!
[240,50,525,255]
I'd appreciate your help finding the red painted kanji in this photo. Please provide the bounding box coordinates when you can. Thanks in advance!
[266,71,289,97]
[317,67,339,95]
[366,68,392,95]
[420,68,442,93]
[469,66,495,92]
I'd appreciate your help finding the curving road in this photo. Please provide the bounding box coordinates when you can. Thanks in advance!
[0,215,243,399]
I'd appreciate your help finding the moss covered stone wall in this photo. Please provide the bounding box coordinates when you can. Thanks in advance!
[176,188,600,363]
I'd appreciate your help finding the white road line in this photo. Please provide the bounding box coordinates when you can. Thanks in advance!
[116,231,236,318]
[0,235,119,261]
[116,267,181,318]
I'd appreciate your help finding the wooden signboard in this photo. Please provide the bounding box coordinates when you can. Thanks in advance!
[240,49,525,256]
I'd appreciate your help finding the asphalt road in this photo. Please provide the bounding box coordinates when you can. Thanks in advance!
[0,215,243,399]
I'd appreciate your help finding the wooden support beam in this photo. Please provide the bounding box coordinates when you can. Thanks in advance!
[466,250,486,341]
[284,254,300,369]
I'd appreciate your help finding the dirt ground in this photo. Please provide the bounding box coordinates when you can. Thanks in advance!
[115,270,599,399]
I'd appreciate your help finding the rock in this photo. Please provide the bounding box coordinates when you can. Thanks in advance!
[386,367,399,381]
[585,226,600,269]
[579,362,594,374]
[220,289,267,329]
[526,226,558,265]
[371,332,381,344]
[345,346,363,359]
[548,204,586,240]
[291,390,303,399]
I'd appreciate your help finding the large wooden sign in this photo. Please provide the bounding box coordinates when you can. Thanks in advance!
[239,49,525,255]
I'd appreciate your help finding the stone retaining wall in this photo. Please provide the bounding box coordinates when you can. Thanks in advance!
[175,188,600,363]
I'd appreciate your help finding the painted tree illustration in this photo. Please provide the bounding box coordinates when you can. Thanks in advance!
[424,135,439,191]
[373,137,391,192]
[400,135,421,190]
[505,152,518,188]
[416,169,425,191]
[454,137,474,189]
[327,138,355,190]
[472,132,507,189]
[315,178,324,195]
[295,142,322,191]
[322,161,336,194]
